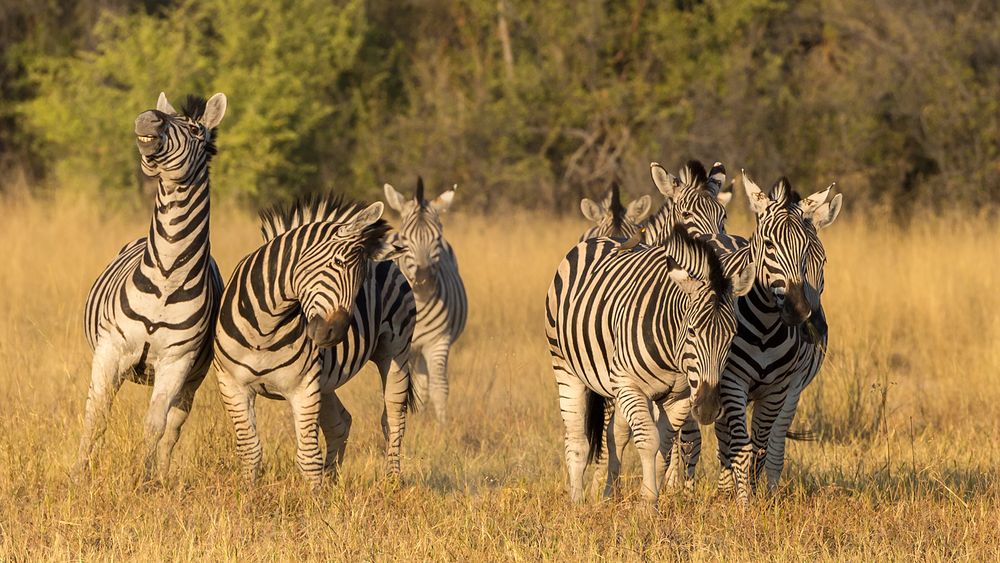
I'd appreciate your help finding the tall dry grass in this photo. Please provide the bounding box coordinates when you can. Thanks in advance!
[0,193,997,560]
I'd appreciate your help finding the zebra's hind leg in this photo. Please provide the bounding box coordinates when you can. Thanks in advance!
[749,391,786,493]
[615,384,659,506]
[216,370,262,484]
[141,358,194,482]
[74,342,126,478]
[318,391,352,480]
[155,376,201,477]
[376,354,411,479]
[554,367,589,503]
[424,341,452,424]
[663,414,699,492]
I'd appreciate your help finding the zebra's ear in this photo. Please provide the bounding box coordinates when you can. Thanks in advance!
[373,242,407,261]
[651,163,681,200]
[383,183,407,213]
[338,202,384,236]
[730,258,756,297]
[156,92,176,115]
[706,162,726,196]
[742,170,769,215]
[626,195,652,223]
[809,193,843,231]
[797,183,833,216]
[580,198,605,223]
[717,181,734,207]
[430,186,456,213]
[200,93,227,129]
[666,256,704,297]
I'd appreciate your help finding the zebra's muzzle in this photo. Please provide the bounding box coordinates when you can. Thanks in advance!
[778,281,812,326]
[305,308,351,347]
[135,110,164,156]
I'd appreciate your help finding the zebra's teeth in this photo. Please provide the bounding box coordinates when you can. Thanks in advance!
[137,135,156,143]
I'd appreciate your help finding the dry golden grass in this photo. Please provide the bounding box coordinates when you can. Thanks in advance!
[0,193,998,560]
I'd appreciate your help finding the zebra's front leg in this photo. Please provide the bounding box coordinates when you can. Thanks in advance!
[216,370,262,484]
[376,354,411,478]
[615,384,660,506]
[318,391,352,480]
[749,391,787,493]
[142,357,195,482]
[409,350,430,412]
[763,385,806,493]
[288,376,325,488]
[74,342,126,478]
[604,404,631,499]
[663,412,699,492]
[424,341,452,424]
[719,384,753,506]
[654,396,690,491]
[589,401,614,498]
[555,368,589,503]
[155,376,202,477]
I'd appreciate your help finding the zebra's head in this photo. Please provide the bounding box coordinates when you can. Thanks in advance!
[578,183,652,241]
[383,177,455,300]
[743,171,843,328]
[295,202,389,347]
[667,234,755,424]
[649,160,732,240]
[135,92,226,187]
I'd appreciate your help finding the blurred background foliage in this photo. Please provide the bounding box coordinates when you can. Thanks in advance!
[1,0,998,212]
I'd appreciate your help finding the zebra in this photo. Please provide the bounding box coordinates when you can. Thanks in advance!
[382,177,467,423]
[76,92,227,481]
[545,224,754,504]
[709,171,843,505]
[584,160,737,495]
[213,195,416,487]
[578,183,652,241]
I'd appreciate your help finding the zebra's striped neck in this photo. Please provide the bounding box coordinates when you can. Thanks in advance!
[140,170,212,286]
[641,201,672,244]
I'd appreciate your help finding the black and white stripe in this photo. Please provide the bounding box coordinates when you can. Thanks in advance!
[383,178,467,423]
[213,196,416,486]
[711,172,843,504]
[77,92,227,481]
[545,224,754,504]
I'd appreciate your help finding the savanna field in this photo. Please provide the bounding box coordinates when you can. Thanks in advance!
[0,193,998,560]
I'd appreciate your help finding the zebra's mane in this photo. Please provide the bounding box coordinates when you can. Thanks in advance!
[606,183,627,233]
[669,223,731,298]
[772,177,802,209]
[259,194,391,258]
[678,160,708,190]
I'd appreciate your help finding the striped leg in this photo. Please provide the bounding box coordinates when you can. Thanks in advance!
[664,415,699,492]
[589,402,614,498]
[74,342,126,477]
[319,391,352,479]
[604,405,631,499]
[424,341,452,424]
[720,381,753,506]
[216,371,262,483]
[763,385,806,492]
[155,376,201,477]
[376,355,410,478]
[409,350,430,412]
[615,384,659,505]
[714,410,736,494]
[555,366,589,503]
[288,377,324,488]
[749,391,786,492]
[142,358,194,482]
[654,397,691,492]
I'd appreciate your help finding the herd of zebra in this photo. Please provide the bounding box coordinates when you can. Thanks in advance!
[75,92,842,508]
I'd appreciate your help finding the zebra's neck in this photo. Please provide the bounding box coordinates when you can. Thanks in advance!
[140,170,212,287]
[641,201,672,244]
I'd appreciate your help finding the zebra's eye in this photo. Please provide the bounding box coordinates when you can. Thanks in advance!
[687,327,697,338]
[189,124,201,135]
[333,257,346,267]
[681,211,693,219]
[764,239,776,250]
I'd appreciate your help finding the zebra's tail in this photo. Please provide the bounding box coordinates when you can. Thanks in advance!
[786,428,817,441]
[405,370,418,414]
[585,390,605,463]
